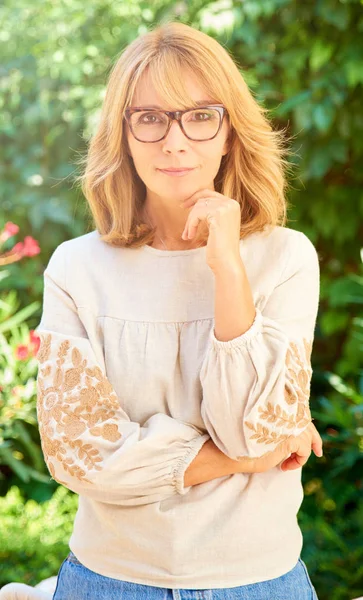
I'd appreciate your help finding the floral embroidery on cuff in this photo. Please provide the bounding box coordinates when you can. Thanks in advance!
[36,332,122,485]
[245,338,313,446]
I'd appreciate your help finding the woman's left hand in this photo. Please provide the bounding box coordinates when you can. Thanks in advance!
[181,189,242,273]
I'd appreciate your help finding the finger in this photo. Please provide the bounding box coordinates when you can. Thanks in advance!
[181,220,189,239]
[181,213,193,239]
[181,201,209,238]
[281,433,311,462]
[280,453,297,471]
[281,442,312,469]
[259,436,298,471]
[182,218,197,240]
[281,452,310,471]
[256,433,306,473]
[295,424,322,458]
[182,190,221,208]
[307,422,323,457]
[311,430,323,457]
[183,212,208,239]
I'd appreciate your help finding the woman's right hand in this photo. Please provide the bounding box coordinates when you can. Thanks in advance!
[235,422,323,474]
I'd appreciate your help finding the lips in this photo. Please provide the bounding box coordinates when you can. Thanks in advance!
[158,168,196,178]
[158,168,194,172]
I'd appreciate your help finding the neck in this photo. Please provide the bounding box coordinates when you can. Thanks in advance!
[142,184,214,241]
[141,197,209,250]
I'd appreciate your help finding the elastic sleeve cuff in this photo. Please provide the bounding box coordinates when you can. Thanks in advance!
[210,307,263,351]
[172,434,210,495]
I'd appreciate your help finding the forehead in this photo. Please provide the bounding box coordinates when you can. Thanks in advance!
[130,68,216,110]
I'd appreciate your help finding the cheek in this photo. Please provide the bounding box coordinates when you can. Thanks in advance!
[204,136,227,160]
[128,141,153,171]
[204,145,226,168]
[129,150,159,183]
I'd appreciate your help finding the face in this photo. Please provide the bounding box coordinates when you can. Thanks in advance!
[125,69,230,205]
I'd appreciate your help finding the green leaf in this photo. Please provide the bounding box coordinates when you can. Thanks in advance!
[310,41,334,72]
[345,60,363,87]
[0,445,31,483]
[274,90,312,116]
[312,103,335,132]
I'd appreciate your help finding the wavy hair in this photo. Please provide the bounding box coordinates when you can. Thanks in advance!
[74,21,291,249]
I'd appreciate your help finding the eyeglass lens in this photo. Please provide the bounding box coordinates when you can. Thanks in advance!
[129,108,221,141]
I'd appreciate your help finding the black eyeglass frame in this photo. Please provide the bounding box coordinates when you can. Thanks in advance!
[124,104,227,143]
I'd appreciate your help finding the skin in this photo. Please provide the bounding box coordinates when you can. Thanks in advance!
[126,67,230,248]
[184,423,323,487]
[125,67,323,479]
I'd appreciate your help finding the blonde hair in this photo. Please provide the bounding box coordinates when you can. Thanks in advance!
[74,21,291,249]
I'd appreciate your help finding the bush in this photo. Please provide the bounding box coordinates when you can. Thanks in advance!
[0,485,78,587]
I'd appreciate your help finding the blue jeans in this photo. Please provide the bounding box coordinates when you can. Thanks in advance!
[53,551,319,599]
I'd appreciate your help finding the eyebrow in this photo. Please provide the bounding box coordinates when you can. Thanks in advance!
[131,100,217,109]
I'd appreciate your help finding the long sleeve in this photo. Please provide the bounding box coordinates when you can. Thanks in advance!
[35,244,209,506]
[199,230,320,461]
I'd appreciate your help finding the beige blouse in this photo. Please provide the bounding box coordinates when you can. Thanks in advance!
[34,224,320,589]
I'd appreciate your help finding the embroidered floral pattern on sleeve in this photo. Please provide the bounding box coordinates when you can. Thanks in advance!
[36,332,122,485]
[245,337,313,448]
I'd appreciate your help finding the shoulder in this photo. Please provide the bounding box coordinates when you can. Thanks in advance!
[53,230,101,258]
[252,224,316,252]
[45,230,107,271]
[44,230,109,292]
[265,225,320,281]
[243,225,320,282]
[254,224,318,258]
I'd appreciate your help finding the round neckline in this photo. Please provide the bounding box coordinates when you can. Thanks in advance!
[142,244,207,257]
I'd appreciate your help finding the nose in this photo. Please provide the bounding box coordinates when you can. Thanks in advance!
[161,118,189,151]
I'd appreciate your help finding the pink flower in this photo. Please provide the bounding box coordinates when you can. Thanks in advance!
[15,345,30,360]
[0,222,19,243]
[0,236,41,265]
[14,332,41,361]
[29,330,41,356]
[12,237,40,258]
[23,236,41,257]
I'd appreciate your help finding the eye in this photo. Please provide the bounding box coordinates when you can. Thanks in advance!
[194,112,211,120]
[137,112,164,124]
[186,110,216,122]
[142,114,157,123]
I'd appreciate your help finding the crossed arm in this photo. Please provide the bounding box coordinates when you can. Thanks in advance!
[194,233,321,465]
[37,231,321,505]
[184,422,323,487]
[185,231,323,486]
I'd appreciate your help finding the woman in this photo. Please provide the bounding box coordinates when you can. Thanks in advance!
[34,21,322,600]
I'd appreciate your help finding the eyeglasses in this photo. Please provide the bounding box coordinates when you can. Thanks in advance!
[124,104,227,143]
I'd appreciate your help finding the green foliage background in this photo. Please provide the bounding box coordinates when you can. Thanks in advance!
[0,1,362,599]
